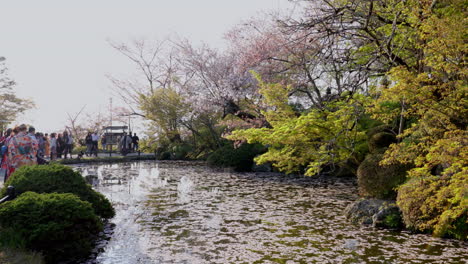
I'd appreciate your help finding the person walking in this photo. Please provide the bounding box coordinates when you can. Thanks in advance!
[119,132,132,156]
[49,133,57,160]
[44,133,50,159]
[91,131,99,157]
[7,124,38,181]
[36,133,45,158]
[85,132,93,157]
[62,131,74,159]
[57,133,64,159]
[101,135,107,153]
[132,133,140,152]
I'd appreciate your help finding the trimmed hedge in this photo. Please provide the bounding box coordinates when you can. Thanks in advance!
[0,192,102,263]
[357,152,409,199]
[1,164,114,219]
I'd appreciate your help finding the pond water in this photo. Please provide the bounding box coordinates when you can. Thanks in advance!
[74,161,467,264]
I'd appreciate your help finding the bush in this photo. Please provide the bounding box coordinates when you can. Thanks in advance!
[0,192,103,263]
[207,142,265,172]
[1,164,114,219]
[357,152,409,199]
[397,176,467,240]
[170,143,193,160]
[153,141,193,160]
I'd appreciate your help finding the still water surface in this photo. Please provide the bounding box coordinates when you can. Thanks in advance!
[74,161,467,264]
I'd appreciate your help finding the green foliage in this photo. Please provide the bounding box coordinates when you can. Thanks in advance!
[397,175,467,240]
[169,142,193,160]
[139,87,189,142]
[0,192,103,263]
[383,211,404,229]
[367,0,468,239]
[228,75,369,176]
[1,164,115,219]
[357,152,409,199]
[207,142,266,172]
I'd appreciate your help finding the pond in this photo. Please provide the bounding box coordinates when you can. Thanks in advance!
[74,161,467,264]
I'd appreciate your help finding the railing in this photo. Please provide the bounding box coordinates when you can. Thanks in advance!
[0,186,15,204]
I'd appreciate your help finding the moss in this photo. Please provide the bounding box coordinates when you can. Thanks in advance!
[1,164,114,219]
[357,153,409,199]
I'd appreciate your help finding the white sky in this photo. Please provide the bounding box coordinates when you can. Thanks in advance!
[0,0,295,133]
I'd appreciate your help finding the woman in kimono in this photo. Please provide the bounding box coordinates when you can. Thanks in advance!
[7,124,38,179]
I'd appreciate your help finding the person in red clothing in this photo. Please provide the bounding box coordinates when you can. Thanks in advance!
[6,124,38,181]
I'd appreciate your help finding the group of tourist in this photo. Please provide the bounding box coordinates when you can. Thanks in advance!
[0,124,74,182]
[0,124,142,182]
[85,131,139,156]
[119,132,139,155]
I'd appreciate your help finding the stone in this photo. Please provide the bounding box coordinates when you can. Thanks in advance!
[345,199,385,225]
[345,199,404,229]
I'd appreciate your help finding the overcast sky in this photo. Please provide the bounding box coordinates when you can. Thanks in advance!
[0,0,295,133]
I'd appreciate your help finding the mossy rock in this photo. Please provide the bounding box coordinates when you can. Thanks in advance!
[368,132,397,153]
[1,164,115,219]
[0,192,102,263]
[357,153,410,199]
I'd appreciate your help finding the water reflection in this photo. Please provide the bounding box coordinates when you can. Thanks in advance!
[74,161,467,264]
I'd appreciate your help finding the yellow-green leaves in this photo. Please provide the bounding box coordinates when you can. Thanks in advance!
[139,88,189,141]
[228,76,368,176]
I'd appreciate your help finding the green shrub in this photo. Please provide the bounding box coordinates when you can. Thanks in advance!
[157,151,171,160]
[0,192,102,263]
[170,143,193,160]
[207,142,266,172]
[383,212,404,229]
[1,164,114,219]
[357,152,409,199]
[397,176,467,240]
